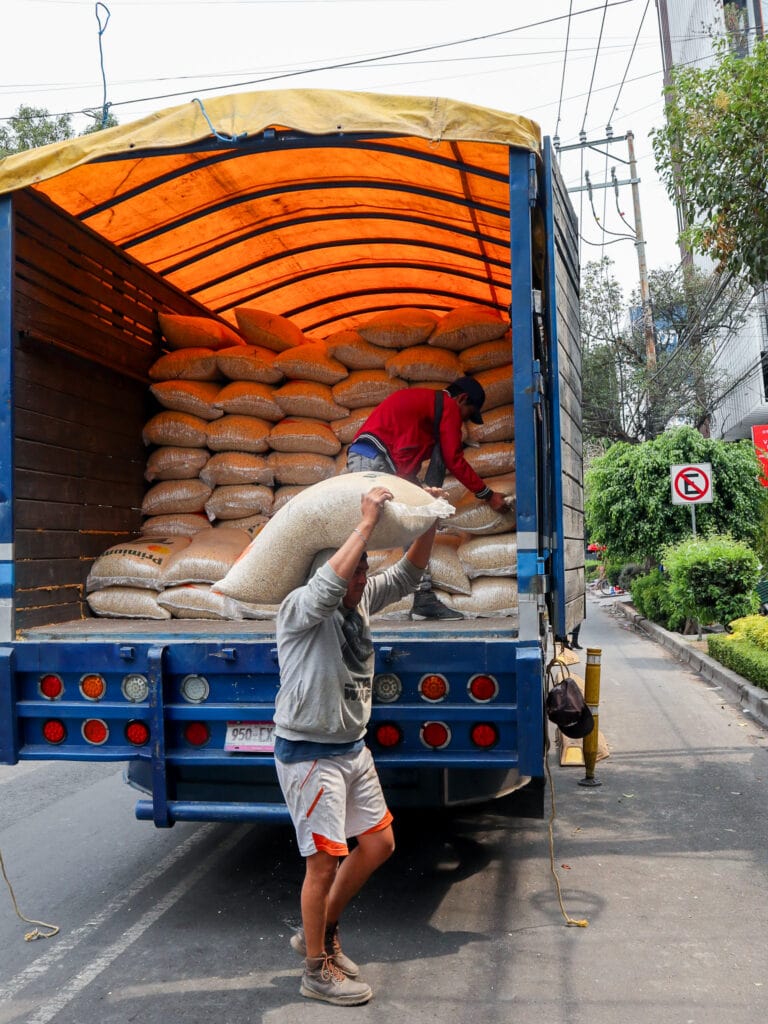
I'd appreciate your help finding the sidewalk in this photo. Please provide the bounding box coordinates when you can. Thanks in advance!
[598,594,768,731]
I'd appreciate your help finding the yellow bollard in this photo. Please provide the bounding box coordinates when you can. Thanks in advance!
[578,647,602,788]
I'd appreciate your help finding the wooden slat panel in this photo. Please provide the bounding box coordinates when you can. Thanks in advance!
[15,529,131,559]
[16,498,142,533]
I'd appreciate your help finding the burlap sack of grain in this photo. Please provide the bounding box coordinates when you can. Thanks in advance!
[214,513,268,538]
[370,594,413,620]
[485,471,516,496]
[331,407,376,444]
[149,348,221,382]
[267,451,337,486]
[87,587,172,620]
[158,583,244,621]
[214,381,284,420]
[458,533,518,578]
[274,381,350,421]
[206,415,271,453]
[446,492,516,536]
[459,335,512,374]
[200,452,274,487]
[434,577,519,618]
[357,309,438,348]
[216,346,283,384]
[161,527,250,585]
[145,446,210,482]
[140,513,212,538]
[474,365,514,411]
[367,548,402,574]
[268,418,342,456]
[428,305,508,351]
[205,484,274,520]
[437,475,469,504]
[214,471,454,605]
[234,307,307,352]
[149,381,224,421]
[467,405,514,445]
[272,342,349,385]
[158,312,245,351]
[428,535,472,595]
[272,485,304,512]
[141,479,212,517]
[325,330,389,370]
[336,446,350,474]
[143,411,209,448]
[464,441,516,478]
[232,599,279,620]
[332,370,407,410]
[385,346,462,383]
[87,536,191,592]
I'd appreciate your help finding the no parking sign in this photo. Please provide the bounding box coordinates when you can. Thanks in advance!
[670,464,713,505]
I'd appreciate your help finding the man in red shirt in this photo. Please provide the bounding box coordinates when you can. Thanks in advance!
[347,376,509,619]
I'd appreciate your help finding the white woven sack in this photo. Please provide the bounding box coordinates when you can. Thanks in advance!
[384,346,461,382]
[446,493,516,536]
[200,452,274,487]
[267,451,337,486]
[145,446,210,482]
[206,415,271,453]
[143,411,208,448]
[214,471,454,604]
[428,305,508,351]
[428,536,472,595]
[214,513,268,538]
[140,514,212,538]
[268,419,342,456]
[234,307,307,352]
[149,381,224,420]
[274,381,349,421]
[148,348,220,382]
[205,484,274,520]
[474,365,514,411]
[88,587,171,619]
[141,479,212,516]
[157,313,245,351]
[332,371,407,410]
[458,533,518,578]
[464,441,516,478]
[467,405,514,445]
[331,407,377,444]
[357,309,438,348]
[272,343,348,385]
[434,577,519,617]
[213,380,284,420]
[158,584,244,620]
[324,331,389,369]
[459,336,512,374]
[161,527,250,585]
[87,536,191,592]
[233,599,279,620]
[216,346,283,384]
[272,485,304,512]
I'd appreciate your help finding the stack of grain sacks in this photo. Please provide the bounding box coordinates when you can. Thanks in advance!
[85,304,517,621]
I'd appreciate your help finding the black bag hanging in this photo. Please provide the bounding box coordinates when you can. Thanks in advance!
[424,390,446,487]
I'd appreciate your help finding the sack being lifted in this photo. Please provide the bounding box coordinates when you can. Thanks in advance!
[214,471,454,605]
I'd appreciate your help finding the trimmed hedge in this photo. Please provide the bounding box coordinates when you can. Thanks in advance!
[707,630,768,691]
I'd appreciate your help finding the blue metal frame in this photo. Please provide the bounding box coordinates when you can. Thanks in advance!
[0,197,14,645]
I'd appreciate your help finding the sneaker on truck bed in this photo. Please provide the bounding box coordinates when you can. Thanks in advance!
[301,954,372,1006]
[411,592,465,620]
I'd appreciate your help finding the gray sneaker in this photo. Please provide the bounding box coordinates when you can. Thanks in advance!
[300,954,372,1006]
[290,924,360,977]
[411,591,465,620]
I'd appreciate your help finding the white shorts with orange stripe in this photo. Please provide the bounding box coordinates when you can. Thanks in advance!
[275,746,393,858]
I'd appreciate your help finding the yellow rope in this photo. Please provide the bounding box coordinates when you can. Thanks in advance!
[544,656,589,928]
[0,848,60,941]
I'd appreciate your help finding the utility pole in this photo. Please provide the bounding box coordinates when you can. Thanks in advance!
[626,131,656,370]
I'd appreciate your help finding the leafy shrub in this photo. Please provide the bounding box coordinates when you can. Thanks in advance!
[707,632,768,691]
[585,558,600,582]
[662,534,759,627]
[630,569,686,632]
[732,614,768,651]
[618,563,646,591]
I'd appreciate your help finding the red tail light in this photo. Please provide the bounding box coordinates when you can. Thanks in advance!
[39,674,64,700]
[420,721,450,749]
[42,719,66,744]
[125,721,150,746]
[374,723,402,748]
[419,673,448,702]
[471,723,499,749]
[184,722,210,747]
[82,719,109,745]
[468,674,498,702]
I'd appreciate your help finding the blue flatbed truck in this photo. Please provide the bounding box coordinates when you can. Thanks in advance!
[0,89,583,825]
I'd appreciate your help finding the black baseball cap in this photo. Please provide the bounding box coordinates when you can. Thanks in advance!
[453,375,486,424]
[545,677,595,739]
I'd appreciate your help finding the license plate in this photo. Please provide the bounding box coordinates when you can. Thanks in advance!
[224,721,275,753]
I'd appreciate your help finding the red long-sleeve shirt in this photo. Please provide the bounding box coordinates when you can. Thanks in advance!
[352,387,491,498]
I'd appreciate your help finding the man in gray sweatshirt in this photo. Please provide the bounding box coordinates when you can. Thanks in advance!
[274,484,441,1006]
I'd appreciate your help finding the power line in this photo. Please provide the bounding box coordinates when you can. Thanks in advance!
[554,1,575,146]
[607,0,650,127]
[580,0,609,134]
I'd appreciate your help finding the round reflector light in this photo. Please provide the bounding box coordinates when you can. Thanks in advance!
[468,674,499,702]
[471,723,499,749]
[121,673,149,703]
[375,723,403,748]
[80,673,106,701]
[82,719,109,745]
[181,674,210,704]
[419,673,449,702]
[184,722,210,747]
[373,673,402,703]
[39,674,64,700]
[420,721,450,749]
[125,720,150,746]
[42,719,66,744]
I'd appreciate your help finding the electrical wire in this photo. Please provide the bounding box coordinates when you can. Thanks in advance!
[607,0,650,128]
[580,0,609,134]
[554,1,575,145]
[95,3,111,128]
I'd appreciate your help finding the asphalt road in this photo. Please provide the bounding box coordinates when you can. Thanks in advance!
[1,595,768,1024]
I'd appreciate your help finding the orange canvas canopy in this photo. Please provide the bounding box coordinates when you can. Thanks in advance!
[0,89,542,336]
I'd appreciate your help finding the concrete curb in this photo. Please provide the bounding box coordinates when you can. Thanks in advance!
[610,599,768,731]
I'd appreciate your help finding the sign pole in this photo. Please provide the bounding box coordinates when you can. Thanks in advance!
[691,503,697,539]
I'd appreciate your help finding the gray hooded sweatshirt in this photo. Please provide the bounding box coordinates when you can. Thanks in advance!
[273,556,422,744]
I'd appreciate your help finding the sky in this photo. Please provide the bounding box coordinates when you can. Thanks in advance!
[2,0,688,296]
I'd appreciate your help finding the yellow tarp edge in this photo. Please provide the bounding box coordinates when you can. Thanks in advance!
[0,88,542,198]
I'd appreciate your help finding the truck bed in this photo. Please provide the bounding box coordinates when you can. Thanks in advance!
[18,617,518,642]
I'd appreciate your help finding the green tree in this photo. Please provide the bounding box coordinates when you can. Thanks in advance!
[651,33,768,285]
[0,105,73,156]
[585,426,768,564]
